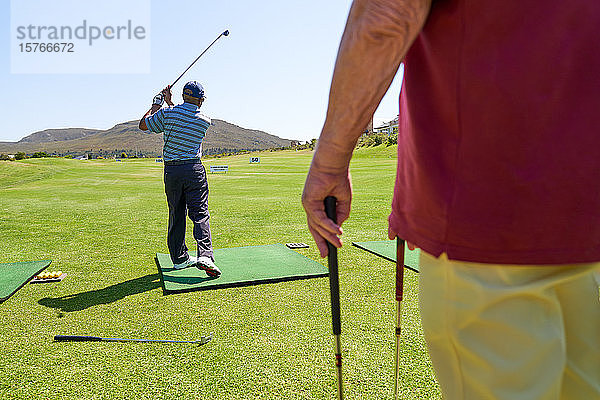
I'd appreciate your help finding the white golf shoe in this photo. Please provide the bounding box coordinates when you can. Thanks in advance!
[196,256,221,277]
[172,257,198,270]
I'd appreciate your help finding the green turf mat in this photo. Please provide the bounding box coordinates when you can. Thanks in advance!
[0,260,52,304]
[156,244,328,294]
[352,241,420,273]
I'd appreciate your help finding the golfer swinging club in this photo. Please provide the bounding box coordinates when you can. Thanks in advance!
[139,81,221,277]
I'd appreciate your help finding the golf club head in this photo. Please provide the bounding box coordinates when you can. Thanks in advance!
[197,334,213,345]
[222,30,229,36]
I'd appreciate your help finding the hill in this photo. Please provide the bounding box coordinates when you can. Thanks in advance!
[17,127,100,143]
[0,119,295,157]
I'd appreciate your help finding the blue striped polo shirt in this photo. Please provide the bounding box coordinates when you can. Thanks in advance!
[145,102,211,161]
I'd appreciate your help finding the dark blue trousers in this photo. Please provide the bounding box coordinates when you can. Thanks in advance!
[164,161,213,264]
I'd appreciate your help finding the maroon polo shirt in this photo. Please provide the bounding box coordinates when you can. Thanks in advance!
[389,1,600,264]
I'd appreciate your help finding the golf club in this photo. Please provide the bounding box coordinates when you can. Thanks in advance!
[54,334,212,345]
[394,237,405,400]
[324,196,344,400]
[156,29,228,151]
[171,29,230,88]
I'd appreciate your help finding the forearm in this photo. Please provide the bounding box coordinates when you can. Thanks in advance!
[139,104,162,131]
[313,0,431,172]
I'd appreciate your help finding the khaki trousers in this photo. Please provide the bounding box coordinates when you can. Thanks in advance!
[419,252,600,400]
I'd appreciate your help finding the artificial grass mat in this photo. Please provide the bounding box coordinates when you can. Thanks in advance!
[156,243,328,294]
[352,240,420,273]
[0,260,52,303]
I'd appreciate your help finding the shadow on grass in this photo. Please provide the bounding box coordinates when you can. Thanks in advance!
[38,273,161,312]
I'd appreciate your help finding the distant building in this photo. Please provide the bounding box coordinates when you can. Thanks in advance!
[374,115,399,136]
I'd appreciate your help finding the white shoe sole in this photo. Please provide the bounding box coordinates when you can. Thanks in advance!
[196,262,221,277]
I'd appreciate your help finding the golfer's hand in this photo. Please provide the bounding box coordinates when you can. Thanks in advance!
[162,85,174,106]
[152,92,164,107]
[302,164,352,258]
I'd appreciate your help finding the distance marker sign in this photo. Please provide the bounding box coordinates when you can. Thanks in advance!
[249,157,260,163]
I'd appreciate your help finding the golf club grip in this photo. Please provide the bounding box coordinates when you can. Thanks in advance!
[324,196,337,225]
[324,196,342,336]
[54,335,102,342]
[396,238,405,302]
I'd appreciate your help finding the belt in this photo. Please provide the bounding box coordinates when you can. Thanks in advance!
[164,158,201,166]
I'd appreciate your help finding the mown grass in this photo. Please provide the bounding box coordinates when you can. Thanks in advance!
[0,148,440,399]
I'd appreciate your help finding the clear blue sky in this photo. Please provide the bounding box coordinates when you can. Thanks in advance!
[0,0,404,142]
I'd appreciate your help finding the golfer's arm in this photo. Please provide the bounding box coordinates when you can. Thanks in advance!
[314,0,431,171]
[138,104,162,131]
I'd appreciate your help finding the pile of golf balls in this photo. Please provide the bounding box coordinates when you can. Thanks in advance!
[36,271,62,280]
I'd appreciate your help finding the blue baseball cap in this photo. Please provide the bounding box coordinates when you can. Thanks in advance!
[183,81,205,99]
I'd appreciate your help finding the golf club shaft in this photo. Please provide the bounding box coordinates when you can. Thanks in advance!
[54,334,211,345]
[171,30,229,87]
[334,334,343,398]
[324,196,344,400]
[394,237,405,400]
